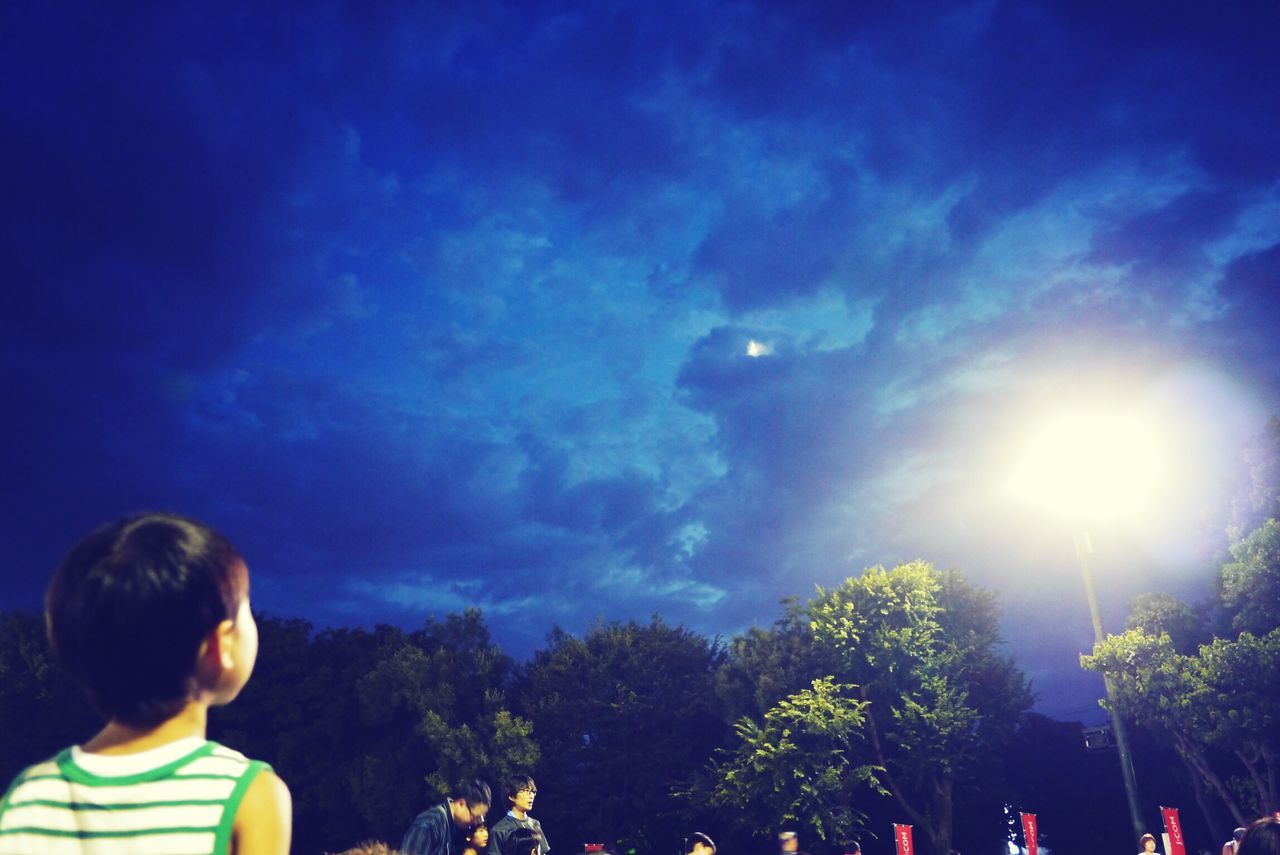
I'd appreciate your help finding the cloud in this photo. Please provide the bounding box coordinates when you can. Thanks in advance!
[3,0,1280,722]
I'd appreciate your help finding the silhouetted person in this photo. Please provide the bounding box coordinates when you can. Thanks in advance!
[402,779,492,855]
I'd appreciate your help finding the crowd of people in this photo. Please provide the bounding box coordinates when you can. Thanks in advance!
[0,512,1278,855]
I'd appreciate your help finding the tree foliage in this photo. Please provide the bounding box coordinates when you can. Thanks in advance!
[715,600,827,725]
[0,611,99,785]
[1083,625,1280,823]
[206,609,534,853]
[1228,417,1280,542]
[707,562,1031,855]
[808,562,1031,855]
[516,617,726,854]
[1219,519,1280,636]
[1125,592,1207,654]
[1088,417,1280,833]
[710,677,883,845]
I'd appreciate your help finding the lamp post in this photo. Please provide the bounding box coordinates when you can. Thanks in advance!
[1010,410,1166,843]
[1075,531,1145,841]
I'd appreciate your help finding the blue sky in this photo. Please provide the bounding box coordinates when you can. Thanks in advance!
[3,0,1278,719]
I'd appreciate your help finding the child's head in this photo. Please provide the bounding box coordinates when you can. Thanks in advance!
[687,832,716,855]
[46,512,256,726]
[468,824,489,849]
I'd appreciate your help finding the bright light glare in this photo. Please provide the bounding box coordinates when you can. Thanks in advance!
[1009,410,1170,524]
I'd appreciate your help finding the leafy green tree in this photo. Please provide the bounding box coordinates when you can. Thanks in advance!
[1081,630,1250,825]
[518,617,726,853]
[715,600,830,725]
[709,677,884,845]
[1195,630,1280,814]
[1125,593,1207,654]
[803,562,1031,855]
[351,610,538,833]
[1219,520,1280,635]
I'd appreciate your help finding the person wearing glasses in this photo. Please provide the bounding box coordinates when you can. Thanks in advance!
[402,779,492,855]
[490,774,549,855]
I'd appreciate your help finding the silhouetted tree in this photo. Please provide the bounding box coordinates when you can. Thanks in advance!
[517,617,725,853]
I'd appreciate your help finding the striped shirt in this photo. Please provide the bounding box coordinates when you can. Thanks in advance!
[0,738,269,854]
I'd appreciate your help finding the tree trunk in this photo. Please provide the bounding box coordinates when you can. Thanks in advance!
[927,777,953,855]
[860,692,953,855]
[1235,746,1269,814]
[1264,748,1279,814]
[861,693,931,831]
[1186,759,1227,844]
[1175,737,1245,825]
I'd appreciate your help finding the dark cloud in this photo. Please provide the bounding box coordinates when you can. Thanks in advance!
[3,0,1280,721]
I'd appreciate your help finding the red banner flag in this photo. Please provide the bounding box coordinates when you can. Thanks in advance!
[894,825,914,855]
[1162,807,1186,855]
[1020,813,1038,855]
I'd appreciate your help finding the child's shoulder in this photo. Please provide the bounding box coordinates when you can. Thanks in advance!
[3,751,69,790]
[204,740,257,766]
[0,750,71,819]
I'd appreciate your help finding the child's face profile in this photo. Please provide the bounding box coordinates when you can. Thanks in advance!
[209,566,259,705]
[472,827,489,848]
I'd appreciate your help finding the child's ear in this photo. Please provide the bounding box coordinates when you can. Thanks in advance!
[197,618,238,676]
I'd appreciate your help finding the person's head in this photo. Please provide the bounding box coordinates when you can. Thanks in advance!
[687,833,716,855]
[780,832,799,854]
[1236,830,1249,845]
[505,773,537,814]
[506,828,541,855]
[1238,819,1280,855]
[1141,834,1158,853]
[469,824,490,850]
[846,842,862,855]
[448,779,492,829]
[45,512,255,727]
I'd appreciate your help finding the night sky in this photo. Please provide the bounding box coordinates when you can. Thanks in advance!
[3,1,1279,722]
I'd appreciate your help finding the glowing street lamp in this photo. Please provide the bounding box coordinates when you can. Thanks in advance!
[1010,409,1166,841]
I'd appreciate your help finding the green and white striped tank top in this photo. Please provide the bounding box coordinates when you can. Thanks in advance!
[0,738,268,854]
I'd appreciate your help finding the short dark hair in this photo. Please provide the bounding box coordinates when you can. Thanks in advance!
[1240,819,1280,855]
[46,512,246,725]
[503,773,536,800]
[451,778,492,808]
[507,828,540,855]
[688,833,716,854]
